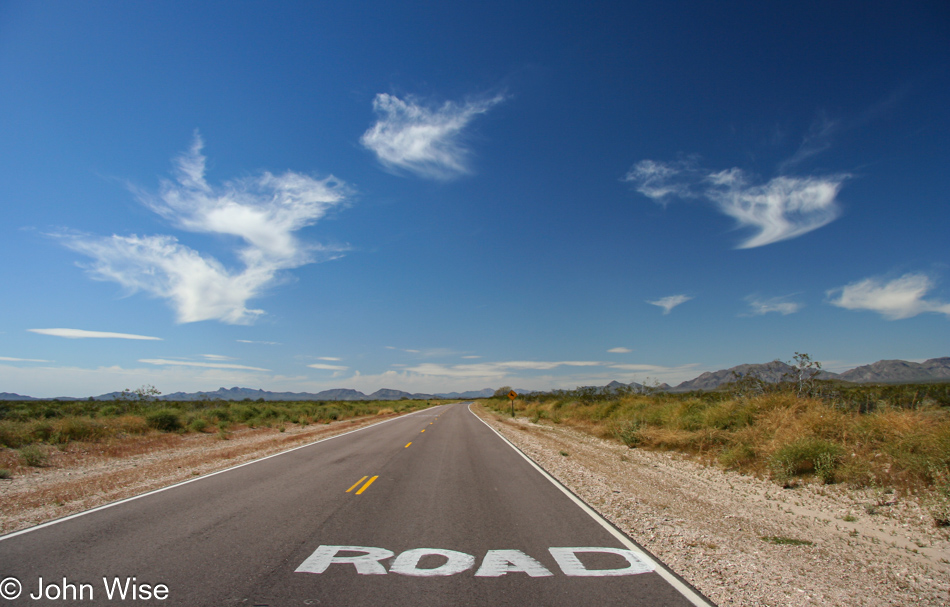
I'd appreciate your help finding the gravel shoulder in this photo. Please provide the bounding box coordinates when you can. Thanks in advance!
[472,404,950,607]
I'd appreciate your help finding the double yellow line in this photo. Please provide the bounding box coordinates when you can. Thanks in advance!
[346,412,442,495]
[346,475,378,495]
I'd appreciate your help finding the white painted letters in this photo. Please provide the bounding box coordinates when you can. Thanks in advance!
[548,547,655,576]
[297,545,655,578]
[474,550,553,577]
[389,548,476,577]
[295,545,394,575]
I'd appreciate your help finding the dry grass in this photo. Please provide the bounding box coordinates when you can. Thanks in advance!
[489,391,950,496]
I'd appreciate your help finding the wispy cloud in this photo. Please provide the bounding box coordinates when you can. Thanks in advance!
[607,347,632,353]
[647,295,692,314]
[624,160,848,248]
[307,363,349,371]
[360,93,504,180]
[139,358,270,371]
[58,133,349,324]
[402,360,603,379]
[29,328,162,340]
[778,113,839,172]
[317,356,342,361]
[237,340,281,345]
[201,354,238,361]
[0,356,52,363]
[744,295,802,316]
[827,273,950,320]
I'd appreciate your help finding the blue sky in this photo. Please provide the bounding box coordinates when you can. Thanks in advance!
[1,1,948,397]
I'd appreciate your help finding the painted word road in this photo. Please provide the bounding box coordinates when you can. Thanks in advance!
[296,546,656,577]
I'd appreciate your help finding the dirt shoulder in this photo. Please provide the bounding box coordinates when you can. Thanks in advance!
[0,414,397,535]
[471,404,950,607]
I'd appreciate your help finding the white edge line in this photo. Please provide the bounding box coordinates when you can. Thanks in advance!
[0,405,443,543]
[469,403,716,607]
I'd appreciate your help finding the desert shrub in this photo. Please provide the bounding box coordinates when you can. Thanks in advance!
[27,420,54,443]
[18,444,49,467]
[0,421,28,448]
[52,417,107,444]
[720,443,757,470]
[611,420,642,447]
[188,417,209,433]
[0,468,11,479]
[769,438,842,486]
[115,415,150,435]
[145,409,182,432]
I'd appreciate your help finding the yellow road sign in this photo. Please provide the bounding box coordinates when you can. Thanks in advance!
[507,390,518,400]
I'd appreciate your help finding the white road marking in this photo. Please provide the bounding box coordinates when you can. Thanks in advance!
[295,545,656,577]
[549,547,654,576]
[474,550,553,577]
[389,549,476,577]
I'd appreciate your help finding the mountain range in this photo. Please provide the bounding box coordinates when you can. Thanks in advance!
[1,357,948,401]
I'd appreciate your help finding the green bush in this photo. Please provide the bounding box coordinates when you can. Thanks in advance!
[612,420,642,447]
[52,417,106,444]
[18,444,49,467]
[769,438,841,486]
[188,417,209,433]
[145,409,182,432]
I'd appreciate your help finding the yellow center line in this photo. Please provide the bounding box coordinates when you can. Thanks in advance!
[346,476,368,493]
[355,475,378,495]
[420,429,425,432]
[405,442,412,448]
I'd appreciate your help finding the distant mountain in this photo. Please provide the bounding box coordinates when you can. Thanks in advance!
[5,358,949,401]
[837,357,950,384]
[671,360,839,392]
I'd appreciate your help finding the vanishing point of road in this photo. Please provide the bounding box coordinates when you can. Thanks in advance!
[0,403,715,606]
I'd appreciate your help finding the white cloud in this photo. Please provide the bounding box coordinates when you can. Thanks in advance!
[317,356,342,361]
[308,363,349,371]
[827,273,950,320]
[647,295,692,314]
[0,356,52,363]
[624,160,847,248]
[29,328,162,340]
[201,354,238,361]
[237,340,281,345]
[59,134,349,324]
[607,347,632,353]
[745,296,802,316]
[139,358,270,371]
[360,93,504,180]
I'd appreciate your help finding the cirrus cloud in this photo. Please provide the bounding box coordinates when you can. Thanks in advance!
[29,328,162,340]
[624,159,847,249]
[827,273,950,320]
[647,295,692,315]
[139,358,270,372]
[360,93,504,180]
[58,133,349,324]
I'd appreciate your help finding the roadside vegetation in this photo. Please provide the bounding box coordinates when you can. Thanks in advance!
[0,394,438,467]
[484,359,950,525]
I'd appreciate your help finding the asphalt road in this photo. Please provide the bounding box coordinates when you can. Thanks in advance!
[0,403,714,606]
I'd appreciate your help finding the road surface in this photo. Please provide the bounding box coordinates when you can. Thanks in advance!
[0,403,714,606]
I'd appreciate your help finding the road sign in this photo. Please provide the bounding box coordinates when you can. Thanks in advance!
[507,390,518,400]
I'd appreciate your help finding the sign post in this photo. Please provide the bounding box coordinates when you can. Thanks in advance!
[507,390,518,418]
